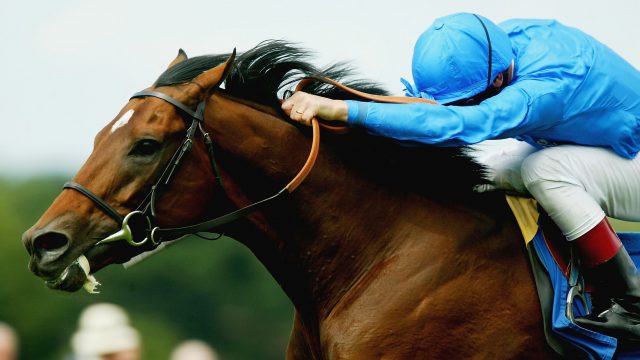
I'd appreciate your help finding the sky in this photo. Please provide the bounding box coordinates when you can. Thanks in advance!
[1,0,638,176]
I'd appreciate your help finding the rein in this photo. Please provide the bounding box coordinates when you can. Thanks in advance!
[63,73,438,254]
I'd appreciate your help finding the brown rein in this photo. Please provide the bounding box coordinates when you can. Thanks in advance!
[284,77,438,192]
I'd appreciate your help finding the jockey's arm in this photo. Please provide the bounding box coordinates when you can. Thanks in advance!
[282,79,564,147]
[343,80,564,147]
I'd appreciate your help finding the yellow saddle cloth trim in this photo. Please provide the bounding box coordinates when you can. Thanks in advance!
[505,195,540,245]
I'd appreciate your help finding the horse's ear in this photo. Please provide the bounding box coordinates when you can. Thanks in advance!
[192,48,236,94]
[166,49,188,70]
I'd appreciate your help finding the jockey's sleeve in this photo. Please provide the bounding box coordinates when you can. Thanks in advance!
[345,79,564,147]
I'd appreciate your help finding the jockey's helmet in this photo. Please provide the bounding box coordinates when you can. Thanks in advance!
[401,13,514,104]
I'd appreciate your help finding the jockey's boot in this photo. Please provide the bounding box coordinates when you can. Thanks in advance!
[573,217,640,342]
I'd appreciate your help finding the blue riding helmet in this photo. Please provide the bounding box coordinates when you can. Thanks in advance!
[401,13,514,104]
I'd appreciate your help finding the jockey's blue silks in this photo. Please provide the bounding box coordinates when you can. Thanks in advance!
[346,14,640,159]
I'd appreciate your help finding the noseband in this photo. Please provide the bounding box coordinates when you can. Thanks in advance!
[64,88,320,251]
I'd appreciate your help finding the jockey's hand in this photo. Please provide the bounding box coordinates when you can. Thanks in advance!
[281,91,348,126]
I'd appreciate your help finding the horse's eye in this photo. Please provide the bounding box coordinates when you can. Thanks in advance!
[129,139,161,157]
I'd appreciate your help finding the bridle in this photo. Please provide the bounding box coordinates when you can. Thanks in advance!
[63,66,436,254]
[64,84,320,251]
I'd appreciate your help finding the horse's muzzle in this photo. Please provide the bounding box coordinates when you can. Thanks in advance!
[22,228,71,280]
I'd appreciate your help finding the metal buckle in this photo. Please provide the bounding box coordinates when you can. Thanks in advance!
[96,211,151,247]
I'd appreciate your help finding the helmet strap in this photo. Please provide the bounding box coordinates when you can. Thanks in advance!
[472,14,493,89]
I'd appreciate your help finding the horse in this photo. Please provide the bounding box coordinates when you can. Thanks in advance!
[22,40,556,359]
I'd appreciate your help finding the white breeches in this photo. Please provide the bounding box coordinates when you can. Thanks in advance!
[469,139,640,240]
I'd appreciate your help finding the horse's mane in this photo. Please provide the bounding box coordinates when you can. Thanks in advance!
[156,40,491,201]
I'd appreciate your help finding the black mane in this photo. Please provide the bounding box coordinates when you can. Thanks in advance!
[156,40,389,107]
[156,40,491,200]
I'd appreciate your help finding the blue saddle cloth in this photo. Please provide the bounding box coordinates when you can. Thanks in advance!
[532,229,640,359]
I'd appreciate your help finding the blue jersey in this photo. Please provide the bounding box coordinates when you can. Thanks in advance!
[346,19,640,158]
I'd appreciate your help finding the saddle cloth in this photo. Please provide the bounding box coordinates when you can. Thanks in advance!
[506,195,640,360]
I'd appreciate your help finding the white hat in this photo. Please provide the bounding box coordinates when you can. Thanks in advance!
[71,303,140,357]
[170,340,219,360]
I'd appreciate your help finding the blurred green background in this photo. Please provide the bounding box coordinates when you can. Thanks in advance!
[0,176,294,360]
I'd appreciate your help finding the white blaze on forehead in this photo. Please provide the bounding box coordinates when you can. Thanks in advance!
[110,109,135,133]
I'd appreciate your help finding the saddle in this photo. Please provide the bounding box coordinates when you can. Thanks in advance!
[506,195,640,360]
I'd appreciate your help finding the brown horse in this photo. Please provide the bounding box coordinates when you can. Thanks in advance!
[22,41,555,359]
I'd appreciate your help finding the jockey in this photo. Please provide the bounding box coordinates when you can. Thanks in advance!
[282,12,640,341]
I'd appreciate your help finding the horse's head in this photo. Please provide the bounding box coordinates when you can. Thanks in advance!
[22,50,236,292]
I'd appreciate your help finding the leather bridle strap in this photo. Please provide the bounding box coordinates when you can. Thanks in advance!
[283,76,439,189]
[63,181,124,225]
[302,76,439,105]
[132,90,205,121]
[64,90,208,229]
[152,107,320,242]
[152,188,289,242]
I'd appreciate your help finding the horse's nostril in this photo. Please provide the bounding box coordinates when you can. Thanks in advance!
[33,232,69,253]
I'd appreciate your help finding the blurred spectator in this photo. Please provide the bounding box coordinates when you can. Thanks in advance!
[71,303,141,360]
[170,339,219,360]
[0,322,18,360]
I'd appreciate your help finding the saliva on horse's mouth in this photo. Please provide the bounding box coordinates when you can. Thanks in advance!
[45,236,183,293]
[45,255,100,294]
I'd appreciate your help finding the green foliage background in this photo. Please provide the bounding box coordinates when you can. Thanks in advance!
[0,176,294,360]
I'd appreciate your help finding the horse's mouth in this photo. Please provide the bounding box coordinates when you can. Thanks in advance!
[45,255,97,292]
[44,241,140,293]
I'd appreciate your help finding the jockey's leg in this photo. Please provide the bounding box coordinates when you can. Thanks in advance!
[467,139,537,194]
[521,145,640,342]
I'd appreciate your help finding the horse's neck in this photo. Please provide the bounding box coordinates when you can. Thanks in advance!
[204,94,511,323]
